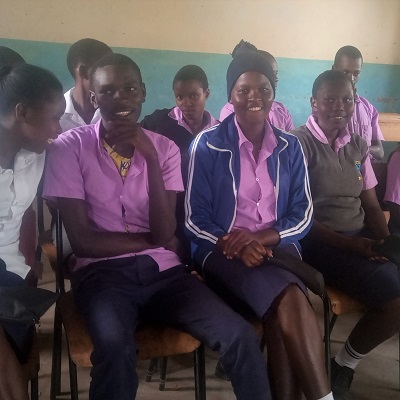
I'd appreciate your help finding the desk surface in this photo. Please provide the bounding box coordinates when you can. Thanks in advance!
[379,113,400,142]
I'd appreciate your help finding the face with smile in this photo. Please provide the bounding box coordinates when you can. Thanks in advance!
[90,64,146,131]
[173,79,209,123]
[19,92,65,154]
[311,79,355,135]
[333,55,362,86]
[230,71,274,129]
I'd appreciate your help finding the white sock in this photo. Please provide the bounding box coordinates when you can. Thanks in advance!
[317,392,334,400]
[335,340,366,370]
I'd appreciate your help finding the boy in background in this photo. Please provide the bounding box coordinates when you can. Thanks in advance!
[60,38,112,132]
[333,45,384,161]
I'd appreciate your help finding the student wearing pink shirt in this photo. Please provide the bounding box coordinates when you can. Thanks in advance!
[333,45,384,161]
[384,146,400,235]
[141,65,218,262]
[43,53,271,400]
[219,40,294,131]
[293,70,400,399]
[186,51,333,400]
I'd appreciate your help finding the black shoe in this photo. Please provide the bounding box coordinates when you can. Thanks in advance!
[331,358,354,400]
[214,360,230,381]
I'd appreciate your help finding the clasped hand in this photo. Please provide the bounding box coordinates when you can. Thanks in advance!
[217,230,273,267]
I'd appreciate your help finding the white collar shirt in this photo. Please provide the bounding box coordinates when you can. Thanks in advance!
[0,150,45,278]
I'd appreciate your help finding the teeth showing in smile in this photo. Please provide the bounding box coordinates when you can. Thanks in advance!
[47,138,54,144]
[332,116,344,119]
[115,111,131,117]
[248,107,262,111]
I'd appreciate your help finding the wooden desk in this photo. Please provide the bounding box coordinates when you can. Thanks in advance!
[379,113,400,142]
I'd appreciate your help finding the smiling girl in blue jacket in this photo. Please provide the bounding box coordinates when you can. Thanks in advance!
[186,51,333,400]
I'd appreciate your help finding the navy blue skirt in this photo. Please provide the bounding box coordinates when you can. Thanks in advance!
[202,244,307,321]
[301,233,400,309]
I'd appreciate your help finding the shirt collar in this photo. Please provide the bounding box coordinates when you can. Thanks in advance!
[168,106,218,134]
[235,116,277,153]
[306,115,351,153]
[63,88,76,115]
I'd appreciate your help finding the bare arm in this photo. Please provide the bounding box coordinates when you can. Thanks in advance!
[387,202,400,234]
[369,140,384,161]
[307,219,380,259]
[107,122,177,246]
[58,197,157,258]
[360,187,389,239]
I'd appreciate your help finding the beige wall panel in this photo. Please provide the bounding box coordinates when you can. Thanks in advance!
[1,0,399,64]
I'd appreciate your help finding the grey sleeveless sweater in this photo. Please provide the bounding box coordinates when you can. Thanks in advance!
[292,126,368,232]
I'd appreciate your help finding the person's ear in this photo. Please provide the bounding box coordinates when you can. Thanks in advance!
[228,98,233,104]
[310,96,317,111]
[15,102,29,122]
[141,83,146,103]
[204,88,210,100]
[90,91,98,109]
[78,64,90,80]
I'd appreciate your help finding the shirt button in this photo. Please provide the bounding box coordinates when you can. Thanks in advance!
[256,202,260,207]
[256,178,259,182]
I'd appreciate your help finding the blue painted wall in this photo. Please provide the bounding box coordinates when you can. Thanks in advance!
[1,38,400,131]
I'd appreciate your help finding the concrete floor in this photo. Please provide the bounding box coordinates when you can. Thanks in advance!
[35,263,400,400]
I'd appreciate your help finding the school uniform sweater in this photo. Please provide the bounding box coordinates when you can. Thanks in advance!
[293,125,369,232]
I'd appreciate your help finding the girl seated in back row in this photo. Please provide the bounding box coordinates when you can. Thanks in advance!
[141,65,218,262]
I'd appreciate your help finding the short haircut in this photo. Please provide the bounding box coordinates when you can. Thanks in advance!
[0,64,63,115]
[172,65,209,90]
[312,70,355,98]
[66,38,112,77]
[334,45,363,65]
[89,53,142,86]
[0,46,25,68]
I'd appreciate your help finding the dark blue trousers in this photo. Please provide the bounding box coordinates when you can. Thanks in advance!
[71,256,271,400]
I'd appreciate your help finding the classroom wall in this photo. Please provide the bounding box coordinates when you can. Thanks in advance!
[1,0,400,133]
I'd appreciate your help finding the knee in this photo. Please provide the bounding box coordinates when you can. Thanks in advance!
[91,327,137,359]
[382,296,400,326]
[219,317,261,354]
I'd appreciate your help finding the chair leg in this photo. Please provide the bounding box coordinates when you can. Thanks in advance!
[159,356,168,391]
[50,306,63,399]
[68,355,79,400]
[194,344,206,400]
[146,358,158,382]
[323,297,332,381]
[30,373,39,400]
[329,314,338,336]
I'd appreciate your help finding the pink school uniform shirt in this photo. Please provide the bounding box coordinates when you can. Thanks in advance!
[219,101,294,131]
[348,94,384,146]
[43,121,184,271]
[168,106,219,134]
[384,150,400,205]
[306,115,377,190]
[232,117,278,231]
